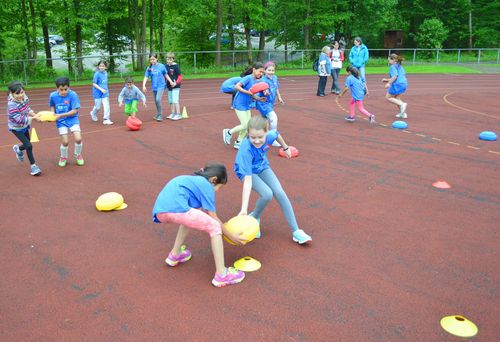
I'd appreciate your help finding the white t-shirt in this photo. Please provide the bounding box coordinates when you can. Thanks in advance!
[330,49,342,69]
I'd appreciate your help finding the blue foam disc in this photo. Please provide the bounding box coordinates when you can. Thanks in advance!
[478,131,497,141]
[392,120,408,129]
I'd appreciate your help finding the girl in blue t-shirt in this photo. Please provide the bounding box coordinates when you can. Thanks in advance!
[222,62,265,150]
[90,60,113,125]
[152,163,246,288]
[234,115,312,244]
[339,66,375,124]
[142,53,174,122]
[382,53,408,119]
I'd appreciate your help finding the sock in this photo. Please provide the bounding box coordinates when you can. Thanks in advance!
[74,142,83,156]
[60,145,68,158]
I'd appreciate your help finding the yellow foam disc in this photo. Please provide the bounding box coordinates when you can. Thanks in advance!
[38,110,57,122]
[95,192,124,211]
[234,256,261,272]
[114,203,128,210]
[223,215,260,245]
[440,315,478,337]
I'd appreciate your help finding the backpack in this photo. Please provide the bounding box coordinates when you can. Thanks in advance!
[312,58,319,71]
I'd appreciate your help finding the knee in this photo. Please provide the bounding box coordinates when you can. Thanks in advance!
[24,141,33,151]
[260,190,273,203]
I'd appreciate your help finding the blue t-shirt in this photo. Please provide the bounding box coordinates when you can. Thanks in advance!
[220,77,241,93]
[345,74,366,101]
[234,130,279,180]
[232,74,259,111]
[388,64,407,94]
[49,90,81,128]
[152,175,216,222]
[92,70,109,99]
[144,63,167,91]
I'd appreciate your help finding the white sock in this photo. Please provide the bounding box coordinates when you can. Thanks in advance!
[74,142,83,156]
[60,145,68,158]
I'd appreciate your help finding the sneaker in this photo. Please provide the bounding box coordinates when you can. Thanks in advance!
[292,229,312,244]
[249,214,261,238]
[272,140,281,147]
[58,157,68,167]
[154,114,163,122]
[13,145,24,162]
[165,245,192,266]
[30,164,42,176]
[401,112,408,119]
[395,112,403,118]
[90,111,98,122]
[103,119,114,125]
[399,103,407,116]
[233,140,241,150]
[344,116,355,122]
[369,115,376,124]
[222,129,231,145]
[75,154,85,166]
[212,267,245,287]
[171,113,182,121]
[167,113,175,120]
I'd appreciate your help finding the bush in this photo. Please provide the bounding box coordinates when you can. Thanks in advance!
[414,18,449,50]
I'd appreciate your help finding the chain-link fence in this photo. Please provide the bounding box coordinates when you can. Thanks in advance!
[1,48,499,85]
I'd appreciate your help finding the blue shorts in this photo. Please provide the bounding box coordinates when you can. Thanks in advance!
[389,83,407,95]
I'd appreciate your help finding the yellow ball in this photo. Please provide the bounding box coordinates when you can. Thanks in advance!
[223,215,260,245]
[95,192,124,211]
[38,110,57,122]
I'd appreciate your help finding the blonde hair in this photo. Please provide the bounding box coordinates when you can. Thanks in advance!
[166,52,175,59]
[247,115,268,132]
[321,45,331,54]
[389,53,404,64]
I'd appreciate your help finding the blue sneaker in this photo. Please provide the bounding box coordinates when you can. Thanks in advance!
[30,164,42,176]
[13,145,24,162]
[233,140,241,150]
[250,215,261,238]
[223,129,231,145]
[292,229,312,244]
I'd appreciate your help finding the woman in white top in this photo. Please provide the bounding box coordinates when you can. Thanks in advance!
[329,41,344,94]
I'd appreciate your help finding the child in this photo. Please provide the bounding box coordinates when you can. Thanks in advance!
[234,115,312,244]
[382,53,408,119]
[142,53,174,122]
[339,66,375,124]
[152,163,246,288]
[165,52,183,120]
[220,76,241,109]
[7,81,42,176]
[118,77,147,117]
[258,61,284,147]
[317,45,332,96]
[329,41,344,94]
[90,60,113,125]
[222,62,265,150]
[49,76,84,167]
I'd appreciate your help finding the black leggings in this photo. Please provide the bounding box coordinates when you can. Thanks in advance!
[12,129,36,164]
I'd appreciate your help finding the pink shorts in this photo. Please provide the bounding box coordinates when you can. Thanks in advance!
[155,208,222,237]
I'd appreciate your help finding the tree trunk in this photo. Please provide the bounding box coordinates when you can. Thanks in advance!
[149,0,153,53]
[215,0,222,66]
[28,0,37,66]
[303,0,311,50]
[227,1,235,51]
[140,0,147,67]
[134,0,142,69]
[21,0,31,60]
[129,0,136,70]
[74,0,83,75]
[158,0,165,58]
[257,0,267,61]
[244,14,252,64]
[63,1,72,74]
[38,9,53,68]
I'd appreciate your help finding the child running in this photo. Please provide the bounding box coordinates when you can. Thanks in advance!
[222,62,265,150]
[256,61,284,147]
[339,65,375,124]
[152,163,246,288]
[118,77,147,118]
[165,52,183,120]
[49,76,84,167]
[220,76,241,109]
[234,115,312,244]
[7,81,42,176]
[90,60,113,125]
[382,53,408,119]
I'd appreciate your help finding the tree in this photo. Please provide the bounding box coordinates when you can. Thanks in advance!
[414,18,449,50]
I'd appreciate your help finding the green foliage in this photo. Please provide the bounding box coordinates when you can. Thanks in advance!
[414,18,449,50]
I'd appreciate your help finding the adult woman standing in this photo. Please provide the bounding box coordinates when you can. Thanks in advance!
[348,37,369,81]
[316,46,331,97]
[329,41,344,94]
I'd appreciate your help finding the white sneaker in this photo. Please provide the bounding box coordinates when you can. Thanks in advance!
[103,119,114,125]
[90,111,98,122]
[399,103,407,116]
[369,115,376,124]
[233,140,241,150]
[167,113,175,120]
[171,113,182,121]
[401,112,407,119]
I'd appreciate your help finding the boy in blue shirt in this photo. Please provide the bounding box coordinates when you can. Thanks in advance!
[49,76,84,167]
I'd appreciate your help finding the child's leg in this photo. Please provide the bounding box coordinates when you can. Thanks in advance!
[102,97,110,121]
[249,174,274,219]
[171,224,190,255]
[349,98,356,117]
[356,100,373,118]
[130,100,138,117]
[267,111,278,130]
[12,130,35,164]
[153,90,163,117]
[234,110,251,142]
[173,89,180,114]
[91,98,102,116]
[385,93,404,107]
[258,168,300,232]
[210,234,226,275]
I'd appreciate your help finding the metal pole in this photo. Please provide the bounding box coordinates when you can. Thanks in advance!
[413,49,416,65]
[477,49,481,64]
[232,51,235,72]
[458,49,461,63]
[194,52,197,73]
[436,49,439,64]
[497,49,500,64]
[301,50,304,69]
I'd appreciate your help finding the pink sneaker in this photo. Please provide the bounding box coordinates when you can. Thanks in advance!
[165,245,192,266]
[212,267,245,287]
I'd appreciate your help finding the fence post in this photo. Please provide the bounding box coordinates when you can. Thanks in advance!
[23,60,28,85]
[194,52,197,73]
[301,50,304,69]
[457,49,461,63]
[477,49,481,64]
[497,49,500,64]
[413,49,416,65]
[436,49,439,64]
[232,51,235,72]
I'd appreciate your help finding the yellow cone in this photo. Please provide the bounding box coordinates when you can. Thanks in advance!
[440,315,478,337]
[30,128,39,143]
[181,106,189,119]
[234,256,261,272]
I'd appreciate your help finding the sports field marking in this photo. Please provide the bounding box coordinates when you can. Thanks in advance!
[447,141,460,146]
[443,92,499,119]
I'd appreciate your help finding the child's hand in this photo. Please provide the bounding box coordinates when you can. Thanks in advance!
[142,86,147,93]
[284,148,292,159]
[170,81,176,87]
[102,89,107,94]
[238,209,248,216]
[279,97,285,105]
[119,102,123,107]
[222,223,246,246]
[385,83,390,89]
[382,78,388,83]
[143,102,147,107]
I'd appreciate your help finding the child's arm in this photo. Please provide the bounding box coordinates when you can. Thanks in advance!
[239,175,253,216]
[365,83,370,96]
[382,75,397,88]
[136,86,147,106]
[276,135,292,159]
[118,88,125,106]
[51,106,77,119]
[339,86,349,97]
[277,89,284,104]
[92,83,107,94]
[142,76,148,92]
[207,211,245,245]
